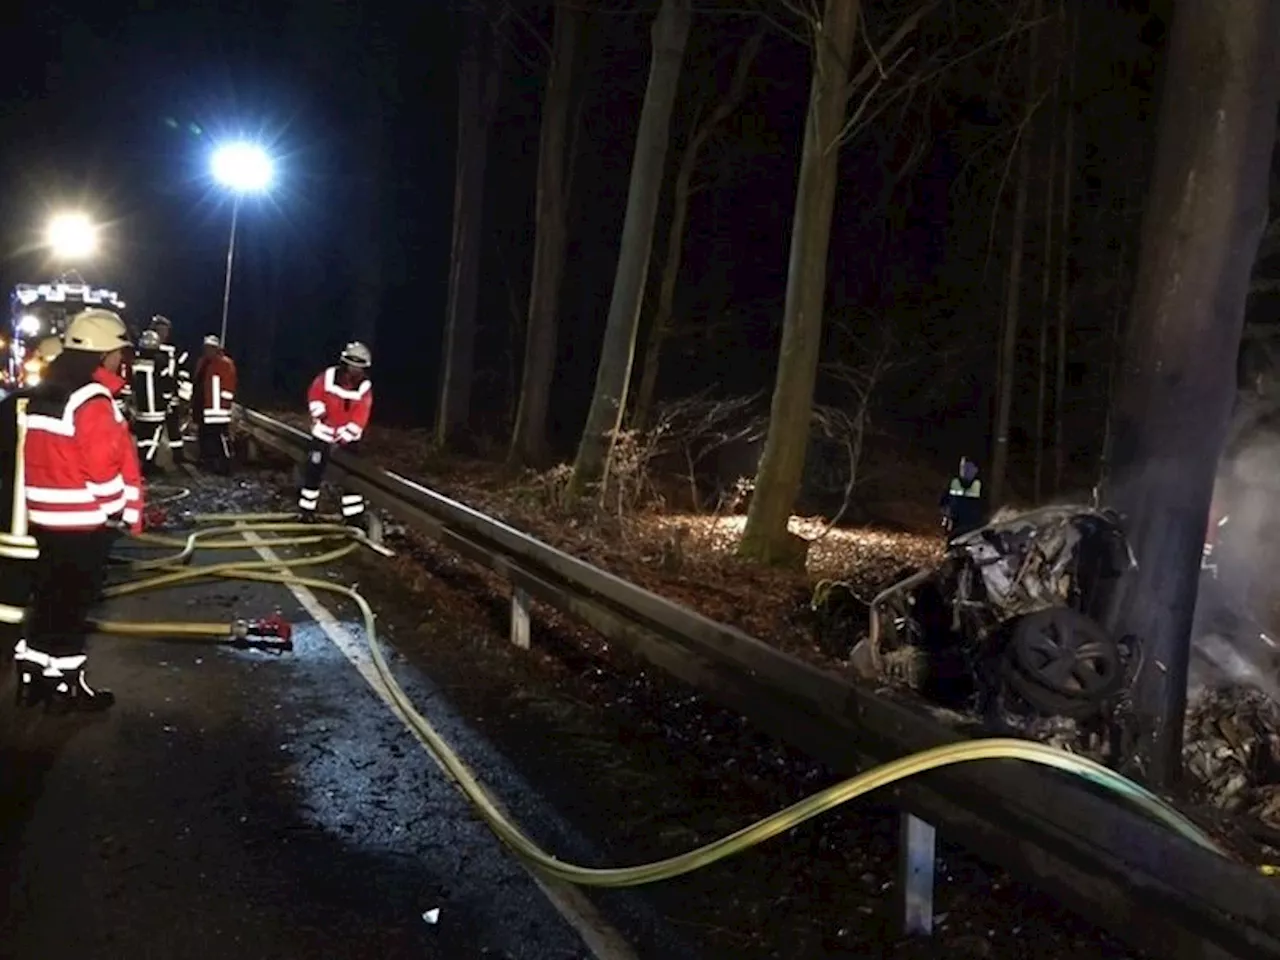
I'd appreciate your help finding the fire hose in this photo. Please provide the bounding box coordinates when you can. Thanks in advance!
[90,507,1239,888]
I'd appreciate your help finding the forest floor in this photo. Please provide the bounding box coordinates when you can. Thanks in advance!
[264,414,946,674]
[258,414,1280,858]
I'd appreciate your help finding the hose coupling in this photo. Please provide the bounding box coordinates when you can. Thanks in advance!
[230,614,294,653]
[144,506,171,529]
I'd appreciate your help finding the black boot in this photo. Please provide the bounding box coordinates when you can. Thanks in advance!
[47,668,116,713]
[13,642,114,711]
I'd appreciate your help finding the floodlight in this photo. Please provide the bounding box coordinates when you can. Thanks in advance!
[46,213,98,259]
[211,142,274,193]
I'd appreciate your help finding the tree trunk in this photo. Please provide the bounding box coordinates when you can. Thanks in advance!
[1034,103,1057,502]
[737,0,861,568]
[1097,220,1127,483]
[989,0,1043,508]
[436,7,504,449]
[632,32,762,433]
[1052,0,1077,496]
[1102,0,1280,787]
[569,0,692,493]
[508,1,586,467]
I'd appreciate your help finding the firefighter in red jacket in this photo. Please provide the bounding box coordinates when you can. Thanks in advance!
[192,334,237,475]
[4,309,142,710]
[298,342,373,524]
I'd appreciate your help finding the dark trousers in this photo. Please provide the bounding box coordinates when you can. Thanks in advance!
[165,405,186,461]
[133,417,166,470]
[198,422,231,475]
[28,528,114,657]
[298,438,364,518]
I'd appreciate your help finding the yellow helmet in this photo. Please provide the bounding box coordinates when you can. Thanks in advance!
[64,309,130,353]
[34,336,64,363]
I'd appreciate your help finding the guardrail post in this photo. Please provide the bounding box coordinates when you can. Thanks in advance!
[511,587,531,650]
[365,511,384,547]
[897,812,936,937]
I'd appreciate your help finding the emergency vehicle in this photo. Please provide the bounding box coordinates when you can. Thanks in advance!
[2,276,128,390]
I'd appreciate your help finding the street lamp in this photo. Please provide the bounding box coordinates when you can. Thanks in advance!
[46,212,98,261]
[211,142,274,348]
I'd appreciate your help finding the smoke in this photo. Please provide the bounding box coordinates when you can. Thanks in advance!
[1189,424,1280,699]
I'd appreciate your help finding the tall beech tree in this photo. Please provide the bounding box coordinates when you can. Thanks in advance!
[1103,0,1280,786]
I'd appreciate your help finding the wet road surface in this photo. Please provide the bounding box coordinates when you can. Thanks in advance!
[0,496,683,960]
[0,468,1145,959]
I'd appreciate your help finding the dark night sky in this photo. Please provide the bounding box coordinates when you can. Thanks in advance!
[0,0,456,418]
[0,0,1175,479]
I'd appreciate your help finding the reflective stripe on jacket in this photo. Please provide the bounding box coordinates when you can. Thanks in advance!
[24,378,144,533]
[131,347,177,422]
[307,366,373,445]
[194,353,237,425]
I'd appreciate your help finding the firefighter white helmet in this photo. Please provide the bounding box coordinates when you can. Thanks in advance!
[139,329,161,350]
[340,341,372,369]
[203,334,221,348]
[34,336,64,363]
[64,309,130,353]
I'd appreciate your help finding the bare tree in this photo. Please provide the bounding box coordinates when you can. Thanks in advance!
[631,29,764,432]
[509,0,589,466]
[649,392,763,511]
[1052,0,1077,495]
[569,0,693,495]
[437,3,507,449]
[735,0,941,567]
[1033,0,1064,503]
[735,0,861,567]
[810,333,897,535]
[1102,0,1280,786]
[989,0,1045,508]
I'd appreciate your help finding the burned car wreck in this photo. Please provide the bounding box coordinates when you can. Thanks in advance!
[848,505,1140,721]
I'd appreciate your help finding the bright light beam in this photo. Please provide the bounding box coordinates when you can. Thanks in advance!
[211,142,274,193]
[46,213,98,259]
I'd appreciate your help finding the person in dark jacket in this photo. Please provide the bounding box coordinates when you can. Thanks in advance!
[940,456,986,538]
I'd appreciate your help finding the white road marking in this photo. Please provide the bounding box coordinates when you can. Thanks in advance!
[236,527,639,960]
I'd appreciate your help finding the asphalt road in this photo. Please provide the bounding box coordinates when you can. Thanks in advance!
[0,478,683,960]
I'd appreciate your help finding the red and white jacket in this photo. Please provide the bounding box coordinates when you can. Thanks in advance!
[194,353,237,426]
[307,366,372,445]
[24,371,144,534]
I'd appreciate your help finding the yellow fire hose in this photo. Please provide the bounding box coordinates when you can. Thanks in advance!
[93,510,1238,888]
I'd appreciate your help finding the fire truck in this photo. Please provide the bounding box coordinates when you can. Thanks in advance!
[2,274,128,390]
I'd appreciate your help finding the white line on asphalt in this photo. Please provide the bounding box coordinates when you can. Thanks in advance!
[236,527,639,960]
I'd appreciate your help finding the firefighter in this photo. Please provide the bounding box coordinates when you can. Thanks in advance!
[298,341,373,525]
[131,329,178,475]
[149,315,190,462]
[7,308,143,710]
[940,456,985,538]
[192,334,237,475]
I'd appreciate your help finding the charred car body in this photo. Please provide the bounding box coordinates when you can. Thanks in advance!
[850,505,1139,720]
[848,502,1280,721]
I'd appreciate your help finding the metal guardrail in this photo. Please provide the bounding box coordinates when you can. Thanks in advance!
[238,407,1280,960]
